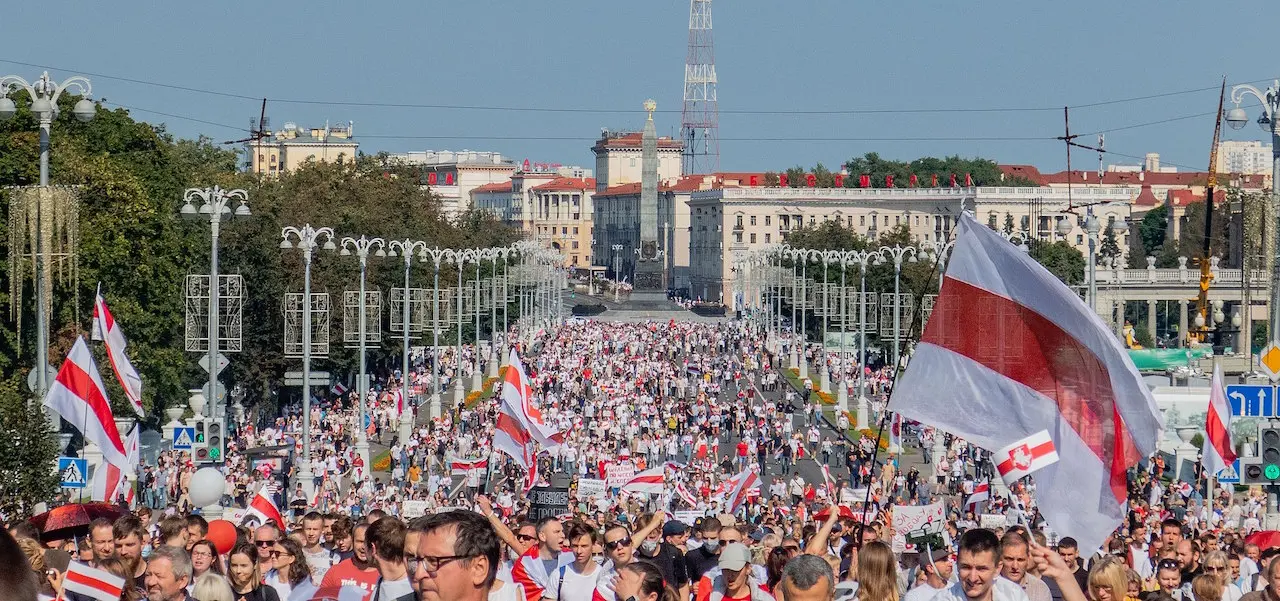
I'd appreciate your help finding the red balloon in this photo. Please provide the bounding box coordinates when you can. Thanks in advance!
[206,520,237,555]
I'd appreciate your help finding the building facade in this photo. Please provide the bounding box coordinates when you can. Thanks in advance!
[687,185,1138,305]
[245,122,358,174]
[591,131,684,192]
[386,150,517,217]
[528,178,596,267]
[1216,140,1273,177]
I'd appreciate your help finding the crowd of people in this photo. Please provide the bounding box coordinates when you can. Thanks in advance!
[6,317,1278,601]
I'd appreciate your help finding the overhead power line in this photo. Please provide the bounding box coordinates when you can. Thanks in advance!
[2,58,1271,116]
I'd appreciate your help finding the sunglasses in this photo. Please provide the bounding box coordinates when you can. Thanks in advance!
[605,537,633,551]
[1204,565,1226,573]
[1158,560,1180,570]
[255,540,276,548]
[517,534,537,542]
[270,551,292,559]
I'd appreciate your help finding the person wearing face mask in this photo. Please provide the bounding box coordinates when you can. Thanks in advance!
[686,518,723,593]
[636,520,690,601]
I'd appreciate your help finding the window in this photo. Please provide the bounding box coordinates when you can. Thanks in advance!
[895,215,901,225]
[860,216,866,226]
[734,232,743,243]
[750,216,757,226]
[765,216,771,226]
[750,233,757,243]
[1077,234,1084,245]
[736,215,744,227]
[883,215,889,226]
[572,241,579,249]
[573,227,579,234]
[765,233,771,243]
[562,227,568,234]
[809,216,815,225]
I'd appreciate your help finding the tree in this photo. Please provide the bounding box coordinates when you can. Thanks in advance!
[1027,239,1085,286]
[784,166,806,188]
[840,153,1037,188]
[0,375,59,517]
[1003,213,1016,235]
[1099,224,1121,261]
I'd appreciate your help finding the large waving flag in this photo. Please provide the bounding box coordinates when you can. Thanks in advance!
[248,484,284,529]
[44,337,131,470]
[91,288,145,418]
[92,425,139,504]
[723,467,761,514]
[1203,363,1237,479]
[621,466,665,495]
[494,349,562,491]
[889,213,1163,554]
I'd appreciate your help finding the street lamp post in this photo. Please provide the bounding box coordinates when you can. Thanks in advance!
[339,235,385,476]
[874,245,917,404]
[819,251,839,394]
[848,250,877,429]
[280,224,336,498]
[389,240,430,441]
[1227,83,1280,355]
[0,72,96,405]
[181,187,251,423]
[612,244,623,301]
[454,249,477,407]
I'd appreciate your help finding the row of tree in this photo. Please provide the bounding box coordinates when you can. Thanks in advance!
[765,153,1040,189]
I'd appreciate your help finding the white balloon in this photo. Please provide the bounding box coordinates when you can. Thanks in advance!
[188,467,226,508]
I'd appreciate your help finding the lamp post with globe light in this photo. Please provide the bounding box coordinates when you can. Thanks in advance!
[181,187,251,424]
[0,72,96,404]
[280,224,336,499]
[389,240,431,437]
[339,235,385,476]
[1226,82,1280,354]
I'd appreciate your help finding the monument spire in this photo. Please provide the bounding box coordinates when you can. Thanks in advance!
[635,99,663,292]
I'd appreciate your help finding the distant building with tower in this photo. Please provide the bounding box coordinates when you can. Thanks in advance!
[245,121,358,175]
[591,130,684,192]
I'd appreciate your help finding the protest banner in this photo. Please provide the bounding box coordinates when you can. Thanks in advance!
[528,486,571,521]
[577,478,607,499]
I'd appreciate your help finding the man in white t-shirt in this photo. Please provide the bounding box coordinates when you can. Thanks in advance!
[545,521,602,601]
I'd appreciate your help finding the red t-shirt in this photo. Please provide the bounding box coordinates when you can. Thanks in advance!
[737,442,748,457]
[314,558,379,601]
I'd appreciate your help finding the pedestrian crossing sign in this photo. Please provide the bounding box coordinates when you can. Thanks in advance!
[173,427,195,451]
[58,457,87,489]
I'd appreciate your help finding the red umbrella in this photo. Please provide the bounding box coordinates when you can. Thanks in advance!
[28,502,123,539]
[1246,530,1280,550]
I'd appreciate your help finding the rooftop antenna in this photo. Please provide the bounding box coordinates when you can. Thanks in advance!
[223,98,270,175]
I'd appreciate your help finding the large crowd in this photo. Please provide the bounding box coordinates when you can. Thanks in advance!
[5,318,1275,601]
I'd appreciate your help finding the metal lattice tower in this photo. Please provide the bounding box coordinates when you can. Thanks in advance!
[681,0,719,175]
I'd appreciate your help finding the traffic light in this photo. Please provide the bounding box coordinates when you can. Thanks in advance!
[205,417,224,464]
[190,419,209,462]
[1242,427,1280,485]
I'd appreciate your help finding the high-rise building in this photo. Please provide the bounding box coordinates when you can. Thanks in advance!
[245,121,358,175]
[1217,140,1273,176]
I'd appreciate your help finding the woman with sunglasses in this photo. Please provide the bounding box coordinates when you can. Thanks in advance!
[265,538,316,601]
[228,542,280,601]
[1202,552,1245,601]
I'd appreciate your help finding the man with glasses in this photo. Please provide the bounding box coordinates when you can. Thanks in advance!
[255,524,282,575]
[414,510,500,601]
[316,522,378,600]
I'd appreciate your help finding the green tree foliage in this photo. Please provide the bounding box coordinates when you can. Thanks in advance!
[1099,225,1121,260]
[1130,205,1168,268]
[839,153,1038,188]
[1003,213,1016,235]
[1027,239,1085,286]
[0,376,60,517]
[784,166,806,188]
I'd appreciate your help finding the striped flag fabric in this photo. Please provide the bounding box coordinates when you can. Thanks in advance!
[493,349,561,492]
[91,426,139,505]
[724,468,760,514]
[621,466,665,495]
[995,430,1060,485]
[889,212,1163,554]
[64,561,126,601]
[674,480,699,507]
[248,484,284,529]
[91,288,145,418]
[449,455,489,476]
[1202,363,1237,479]
[43,337,132,470]
[821,464,836,499]
[965,480,990,511]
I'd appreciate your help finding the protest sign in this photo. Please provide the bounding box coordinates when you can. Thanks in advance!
[528,486,571,521]
[577,478,607,499]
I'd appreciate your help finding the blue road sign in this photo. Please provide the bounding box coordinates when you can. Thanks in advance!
[1226,384,1276,417]
[1216,458,1241,484]
[58,457,87,489]
[173,427,196,451]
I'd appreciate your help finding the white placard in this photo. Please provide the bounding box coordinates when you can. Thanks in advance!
[673,510,704,525]
[577,478,607,499]
[606,463,635,488]
[402,500,429,519]
[892,503,945,553]
[980,514,1007,529]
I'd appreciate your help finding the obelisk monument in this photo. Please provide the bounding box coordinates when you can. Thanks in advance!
[633,99,664,293]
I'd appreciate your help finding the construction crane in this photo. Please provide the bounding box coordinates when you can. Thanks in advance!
[1191,78,1227,344]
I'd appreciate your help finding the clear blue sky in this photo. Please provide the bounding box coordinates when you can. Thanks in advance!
[2,1,1276,174]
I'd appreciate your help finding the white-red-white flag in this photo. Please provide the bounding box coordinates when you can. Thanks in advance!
[91,426,139,505]
[44,337,132,470]
[91,288,145,418]
[248,484,284,529]
[64,561,126,601]
[493,349,561,492]
[821,464,836,499]
[448,455,490,477]
[674,480,699,507]
[995,430,1060,485]
[889,213,1163,554]
[621,466,665,495]
[965,480,990,511]
[724,468,760,514]
[1203,363,1237,478]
